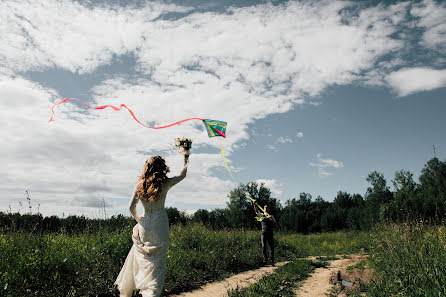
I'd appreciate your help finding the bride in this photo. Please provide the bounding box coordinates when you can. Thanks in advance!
[115,150,189,297]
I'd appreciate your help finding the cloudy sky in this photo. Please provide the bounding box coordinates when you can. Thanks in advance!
[1,0,445,218]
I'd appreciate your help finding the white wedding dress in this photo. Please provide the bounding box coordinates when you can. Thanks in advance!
[115,166,187,297]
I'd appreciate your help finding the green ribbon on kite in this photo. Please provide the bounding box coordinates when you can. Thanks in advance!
[49,97,271,221]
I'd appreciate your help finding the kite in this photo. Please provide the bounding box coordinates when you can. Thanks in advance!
[49,97,270,221]
[203,119,227,138]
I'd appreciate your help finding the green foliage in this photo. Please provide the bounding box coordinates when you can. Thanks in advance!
[0,224,370,296]
[363,171,394,229]
[226,181,282,229]
[5,157,446,235]
[0,209,184,234]
[4,156,446,296]
[281,192,364,233]
[0,227,133,296]
[347,260,366,271]
[165,223,288,294]
[367,223,446,296]
[281,193,321,233]
[278,231,370,257]
[227,259,314,297]
[165,207,188,226]
[418,158,446,221]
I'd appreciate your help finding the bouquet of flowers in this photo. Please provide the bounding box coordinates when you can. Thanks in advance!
[174,137,192,151]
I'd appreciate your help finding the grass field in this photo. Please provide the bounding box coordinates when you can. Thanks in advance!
[0,223,369,296]
[367,222,446,297]
[5,221,446,296]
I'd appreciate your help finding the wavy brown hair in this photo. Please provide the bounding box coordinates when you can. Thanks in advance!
[136,156,170,202]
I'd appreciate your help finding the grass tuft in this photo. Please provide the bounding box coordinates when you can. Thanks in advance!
[227,259,314,297]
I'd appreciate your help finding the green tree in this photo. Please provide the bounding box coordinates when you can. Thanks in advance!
[321,191,364,231]
[346,194,364,230]
[208,208,230,229]
[166,207,188,226]
[418,158,446,221]
[363,171,393,229]
[226,181,282,229]
[281,193,314,233]
[192,209,210,225]
[392,169,418,220]
[307,195,330,232]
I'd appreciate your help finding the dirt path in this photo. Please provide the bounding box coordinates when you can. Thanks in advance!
[295,254,366,297]
[170,261,288,297]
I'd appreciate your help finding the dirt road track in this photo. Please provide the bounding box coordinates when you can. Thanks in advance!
[295,254,366,297]
[170,261,288,297]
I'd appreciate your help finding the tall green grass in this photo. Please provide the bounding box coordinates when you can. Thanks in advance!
[367,223,446,296]
[165,224,293,295]
[0,224,370,296]
[0,226,133,296]
[277,230,370,257]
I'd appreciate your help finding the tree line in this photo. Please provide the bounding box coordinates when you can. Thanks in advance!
[2,157,445,234]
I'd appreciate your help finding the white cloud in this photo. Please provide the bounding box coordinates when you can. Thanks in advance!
[277,136,293,144]
[0,76,234,217]
[267,136,293,151]
[296,131,304,138]
[0,0,190,75]
[315,168,333,179]
[411,0,446,53]
[267,144,278,151]
[255,179,283,197]
[310,153,344,169]
[2,0,407,91]
[387,67,446,96]
[0,0,429,215]
[309,153,343,179]
[137,1,406,100]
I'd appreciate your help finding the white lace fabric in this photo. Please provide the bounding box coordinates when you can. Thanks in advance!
[115,166,187,297]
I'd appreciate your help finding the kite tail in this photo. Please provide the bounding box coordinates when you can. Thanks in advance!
[219,139,271,220]
[48,97,203,129]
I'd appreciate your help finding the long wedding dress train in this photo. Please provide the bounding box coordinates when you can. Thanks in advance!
[115,168,187,297]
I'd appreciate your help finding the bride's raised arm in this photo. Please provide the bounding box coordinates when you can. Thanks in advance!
[167,153,189,188]
[129,185,141,223]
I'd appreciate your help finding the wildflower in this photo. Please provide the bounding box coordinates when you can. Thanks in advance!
[63,258,67,262]
[4,283,7,290]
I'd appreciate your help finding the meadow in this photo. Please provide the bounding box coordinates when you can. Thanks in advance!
[3,218,446,296]
[0,223,368,296]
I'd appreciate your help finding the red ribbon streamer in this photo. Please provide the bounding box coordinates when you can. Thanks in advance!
[48,98,203,129]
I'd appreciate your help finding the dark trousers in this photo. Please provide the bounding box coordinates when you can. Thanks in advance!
[261,231,274,264]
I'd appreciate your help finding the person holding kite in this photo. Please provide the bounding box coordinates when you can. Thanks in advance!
[252,200,278,266]
[114,144,190,297]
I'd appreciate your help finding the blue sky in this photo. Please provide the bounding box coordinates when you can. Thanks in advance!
[1,0,445,218]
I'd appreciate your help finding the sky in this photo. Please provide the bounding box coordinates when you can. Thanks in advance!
[1,0,445,218]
